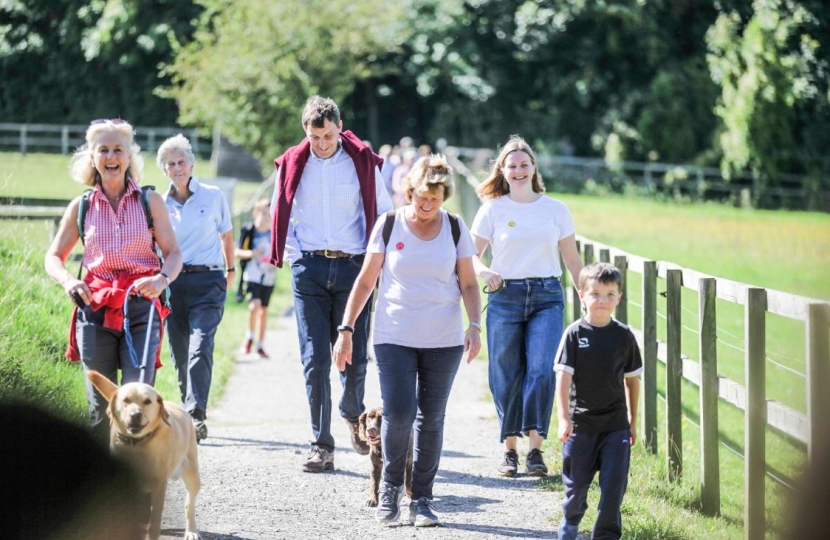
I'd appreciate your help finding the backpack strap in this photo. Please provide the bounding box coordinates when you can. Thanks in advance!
[381,210,396,251]
[139,186,156,241]
[77,189,93,245]
[447,212,461,247]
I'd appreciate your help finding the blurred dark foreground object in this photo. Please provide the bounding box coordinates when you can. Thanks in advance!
[1,402,145,540]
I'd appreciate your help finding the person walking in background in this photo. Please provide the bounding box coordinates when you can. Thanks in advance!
[269,96,393,472]
[45,118,182,444]
[235,199,275,358]
[470,135,582,477]
[333,155,481,527]
[555,262,642,540]
[157,134,235,443]
[390,148,416,208]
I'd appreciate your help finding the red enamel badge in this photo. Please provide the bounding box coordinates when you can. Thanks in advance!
[396,242,404,250]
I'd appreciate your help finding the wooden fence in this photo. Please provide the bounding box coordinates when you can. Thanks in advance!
[0,123,212,158]
[445,149,830,539]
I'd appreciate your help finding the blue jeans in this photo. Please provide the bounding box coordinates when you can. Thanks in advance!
[559,429,632,540]
[290,254,370,452]
[166,270,227,416]
[485,276,564,441]
[375,343,463,500]
[76,296,161,443]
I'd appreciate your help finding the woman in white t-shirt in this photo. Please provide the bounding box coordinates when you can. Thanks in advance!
[332,155,481,527]
[470,135,582,478]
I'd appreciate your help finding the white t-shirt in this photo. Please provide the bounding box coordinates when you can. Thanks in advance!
[368,209,478,348]
[470,195,575,279]
[243,228,276,287]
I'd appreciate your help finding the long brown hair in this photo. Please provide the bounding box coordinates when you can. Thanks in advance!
[476,135,544,199]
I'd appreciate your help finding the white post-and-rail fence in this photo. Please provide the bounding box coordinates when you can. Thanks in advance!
[444,147,830,540]
[0,123,211,157]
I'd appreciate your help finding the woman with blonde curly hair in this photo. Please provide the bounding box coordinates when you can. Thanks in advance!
[45,119,182,444]
[333,154,481,527]
[471,135,582,478]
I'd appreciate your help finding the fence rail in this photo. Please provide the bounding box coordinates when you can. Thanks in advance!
[0,123,212,158]
[445,147,830,539]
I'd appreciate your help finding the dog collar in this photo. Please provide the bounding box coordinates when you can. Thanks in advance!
[115,426,159,446]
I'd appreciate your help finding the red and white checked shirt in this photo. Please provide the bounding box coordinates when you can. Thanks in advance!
[81,178,160,280]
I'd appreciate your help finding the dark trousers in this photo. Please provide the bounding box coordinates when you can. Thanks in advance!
[290,254,369,452]
[76,296,161,443]
[375,343,463,500]
[559,429,632,540]
[166,271,227,416]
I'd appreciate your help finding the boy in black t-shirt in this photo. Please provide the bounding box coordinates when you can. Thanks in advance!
[554,262,643,540]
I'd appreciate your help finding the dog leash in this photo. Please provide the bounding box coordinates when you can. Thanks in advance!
[122,284,157,384]
[481,281,504,313]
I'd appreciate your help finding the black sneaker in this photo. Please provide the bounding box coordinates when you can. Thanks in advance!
[526,448,548,476]
[190,410,208,444]
[498,449,519,477]
[409,497,439,527]
[375,482,404,524]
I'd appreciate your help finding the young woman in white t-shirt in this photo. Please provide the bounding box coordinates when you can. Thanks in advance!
[470,135,582,478]
[332,155,481,527]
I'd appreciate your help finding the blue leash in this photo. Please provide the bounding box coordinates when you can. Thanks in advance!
[122,284,157,384]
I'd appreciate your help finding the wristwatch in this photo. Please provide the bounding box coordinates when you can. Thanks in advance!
[336,324,354,334]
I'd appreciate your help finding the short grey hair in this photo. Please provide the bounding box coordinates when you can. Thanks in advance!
[156,134,196,170]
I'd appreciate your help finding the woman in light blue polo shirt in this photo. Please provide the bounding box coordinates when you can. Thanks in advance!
[157,134,235,443]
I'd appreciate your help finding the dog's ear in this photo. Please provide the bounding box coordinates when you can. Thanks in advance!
[87,370,118,403]
[357,412,368,442]
[157,394,170,426]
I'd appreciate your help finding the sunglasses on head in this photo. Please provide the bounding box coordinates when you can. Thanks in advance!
[90,118,127,125]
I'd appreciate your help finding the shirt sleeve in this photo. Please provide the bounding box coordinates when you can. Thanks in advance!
[557,200,576,240]
[375,166,393,215]
[470,202,493,241]
[269,168,279,215]
[624,328,644,377]
[455,216,478,259]
[553,326,577,374]
[366,213,387,254]
[218,193,233,234]
[284,204,301,265]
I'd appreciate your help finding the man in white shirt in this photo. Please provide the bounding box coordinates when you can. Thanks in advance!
[270,96,393,472]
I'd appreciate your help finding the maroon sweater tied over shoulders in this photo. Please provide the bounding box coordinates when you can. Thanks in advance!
[269,130,383,268]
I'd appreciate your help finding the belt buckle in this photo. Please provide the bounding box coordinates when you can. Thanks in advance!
[324,249,337,259]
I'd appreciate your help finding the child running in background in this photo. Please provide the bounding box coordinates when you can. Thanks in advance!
[235,199,276,358]
[554,262,642,540]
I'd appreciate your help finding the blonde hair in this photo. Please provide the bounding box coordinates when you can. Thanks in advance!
[403,154,455,203]
[476,135,544,199]
[69,120,143,186]
[156,134,196,171]
[253,198,271,213]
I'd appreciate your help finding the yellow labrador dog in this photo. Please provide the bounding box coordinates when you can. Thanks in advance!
[88,370,201,540]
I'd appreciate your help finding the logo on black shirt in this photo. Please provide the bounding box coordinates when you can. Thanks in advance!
[578,337,589,348]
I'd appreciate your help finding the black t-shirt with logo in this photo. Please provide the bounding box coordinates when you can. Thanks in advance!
[554,318,644,433]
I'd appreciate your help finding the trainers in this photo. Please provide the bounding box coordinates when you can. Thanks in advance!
[302,446,334,472]
[375,482,404,524]
[409,496,439,527]
[497,449,519,477]
[242,338,253,354]
[256,347,270,359]
[346,418,370,455]
[190,410,208,444]
[526,448,548,476]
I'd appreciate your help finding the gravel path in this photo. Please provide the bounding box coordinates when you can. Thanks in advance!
[160,314,563,539]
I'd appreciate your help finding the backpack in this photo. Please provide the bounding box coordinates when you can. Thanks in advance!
[380,209,461,249]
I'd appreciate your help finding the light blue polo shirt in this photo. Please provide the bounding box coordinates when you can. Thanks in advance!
[164,178,233,266]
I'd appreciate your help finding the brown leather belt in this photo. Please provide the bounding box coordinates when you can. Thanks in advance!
[308,249,359,259]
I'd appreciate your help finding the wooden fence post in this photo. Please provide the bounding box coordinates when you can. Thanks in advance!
[20,124,27,155]
[699,278,720,516]
[61,126,69,155]
[571,241,583,323]
[807,303,830,462]
[599,248,610,263]
[666,269,683,481]
[744,288,766,540]
[614,255,628,325]
[583,243,595,266]
[642,261,658,454]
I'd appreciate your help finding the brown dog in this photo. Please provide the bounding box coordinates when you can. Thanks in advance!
[88,370,201,540]
[357,407,413,507]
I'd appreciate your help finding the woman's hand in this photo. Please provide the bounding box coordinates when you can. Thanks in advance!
[481,270,503,291]
[63,276,91,307]
[132,274,168,299]
[333,332,353,372]
[463,326,482,364]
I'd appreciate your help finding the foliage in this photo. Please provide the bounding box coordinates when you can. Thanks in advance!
[707,0,829,187]
[162,0,411,158]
